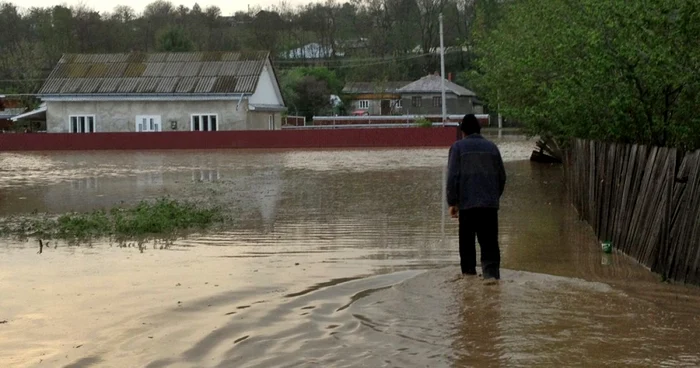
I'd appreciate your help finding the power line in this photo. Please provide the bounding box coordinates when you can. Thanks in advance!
[273,49,464,64]
[0,50,465,84]
[275,51,464,69]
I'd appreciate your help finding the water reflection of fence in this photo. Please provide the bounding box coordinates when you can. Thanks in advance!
[566,139,700,285]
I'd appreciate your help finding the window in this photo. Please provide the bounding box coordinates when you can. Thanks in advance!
[358,100,370,109]
[395,99,403,109]
[135,115,161,132]
[69,115,96,133]
[411,97,422,108]
[268,114,275,130]
[433,96,442,108]
[191,114,218,131]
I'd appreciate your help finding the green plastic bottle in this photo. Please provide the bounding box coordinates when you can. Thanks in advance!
[602,241,612,254]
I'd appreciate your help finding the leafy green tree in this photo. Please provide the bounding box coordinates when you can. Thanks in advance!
[156,27,194,52]
[294,76,331,120]
[281,67,340,118]
[468,0,700,149]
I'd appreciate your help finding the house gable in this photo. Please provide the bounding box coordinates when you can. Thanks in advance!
[249,59,284,107]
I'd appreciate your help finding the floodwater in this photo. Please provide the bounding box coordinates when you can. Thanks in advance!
[1,134,699,368]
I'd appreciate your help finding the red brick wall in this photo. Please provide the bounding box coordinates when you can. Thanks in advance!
[0,127,459,151]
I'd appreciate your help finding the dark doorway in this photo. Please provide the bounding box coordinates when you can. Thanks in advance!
[381,100,391,115]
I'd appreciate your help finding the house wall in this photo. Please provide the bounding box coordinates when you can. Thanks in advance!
[400,94,473,116]
[351,99,402,115]
[246,111,283,130]
[46,100,250,133]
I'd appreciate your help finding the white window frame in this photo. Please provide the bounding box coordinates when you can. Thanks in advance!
[135,115,162,132]
[433,96,442,108]
[358,100,370,109]
[411,96,422,108]
[268,114,275,130]
[68,115,96,133]
[190,113,218,132]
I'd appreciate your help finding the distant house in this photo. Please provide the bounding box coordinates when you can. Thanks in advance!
[342,81,411,115]
[0,96,27,131]
[36,51,285,133]
[398,74,482,116]
[280,43,344,60]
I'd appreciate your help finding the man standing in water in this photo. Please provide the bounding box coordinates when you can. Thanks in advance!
[447,114,506,282]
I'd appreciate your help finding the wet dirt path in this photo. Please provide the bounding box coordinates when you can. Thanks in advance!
[1,135,699,367]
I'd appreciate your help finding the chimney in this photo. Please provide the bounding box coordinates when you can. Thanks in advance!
[448,72,452,81]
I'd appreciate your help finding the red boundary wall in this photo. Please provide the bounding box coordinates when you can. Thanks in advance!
[0,127,459,151]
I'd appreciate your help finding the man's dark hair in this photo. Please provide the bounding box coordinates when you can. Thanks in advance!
[461,114,481,135]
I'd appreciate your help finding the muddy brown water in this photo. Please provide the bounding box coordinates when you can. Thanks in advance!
[1,134,699,367]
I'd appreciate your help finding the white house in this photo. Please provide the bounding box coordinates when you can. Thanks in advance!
[35,51,286,133]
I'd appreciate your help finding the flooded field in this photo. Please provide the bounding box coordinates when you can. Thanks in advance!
[1,134,699,367]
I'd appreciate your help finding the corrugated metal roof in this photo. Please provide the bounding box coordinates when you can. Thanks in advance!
[104,63,128,78]
[147,53,168,63]
[211,76,237,93]
[117,78,140,93]
[397,75,476,97]
[235,76,258,93]
[175,77,198,93]
[98,78,120,93]
[156,78,179,93]
[61,79,84,93]
[136,78,160,93]
[200,62,222,76]
[81,78,102,93]
[342,81,411,94]
[143,62,166,77]
[180,62,201,77]
[0,107,26,119]
[41,78,66,94]
[39,51,271,95]
[193,77,216,93]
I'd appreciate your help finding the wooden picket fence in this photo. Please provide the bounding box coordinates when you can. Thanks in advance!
[565,139,700,285]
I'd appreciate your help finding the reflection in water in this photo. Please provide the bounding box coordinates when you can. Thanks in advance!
[2,139,700,368]
[452,281,503,368]
[192,169,220,182]
[70,177,99,190]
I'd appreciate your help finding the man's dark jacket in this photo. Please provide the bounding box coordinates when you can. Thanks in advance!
[447,134,507,210]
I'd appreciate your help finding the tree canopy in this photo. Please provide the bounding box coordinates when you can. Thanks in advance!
[0,0,476,95]
[468,0,700,149]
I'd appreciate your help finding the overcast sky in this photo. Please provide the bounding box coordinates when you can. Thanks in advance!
[7,0,317,15]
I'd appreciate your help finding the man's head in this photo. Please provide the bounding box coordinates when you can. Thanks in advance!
[460,114,481,136]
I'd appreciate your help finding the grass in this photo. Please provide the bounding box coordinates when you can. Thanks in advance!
[0,197,226,241]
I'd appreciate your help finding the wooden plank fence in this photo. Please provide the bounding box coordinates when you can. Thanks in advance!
[565,139,700,285]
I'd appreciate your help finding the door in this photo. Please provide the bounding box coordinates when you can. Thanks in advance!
[136,116,162,132]
[381,100,391,115]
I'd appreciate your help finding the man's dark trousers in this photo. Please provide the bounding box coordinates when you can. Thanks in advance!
[459,208,500,279]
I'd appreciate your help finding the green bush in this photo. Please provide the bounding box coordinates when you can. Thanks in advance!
[416,118,433,128]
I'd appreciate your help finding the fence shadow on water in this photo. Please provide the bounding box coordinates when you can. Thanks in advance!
[565,139,700,285]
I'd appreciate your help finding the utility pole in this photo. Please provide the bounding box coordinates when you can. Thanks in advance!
[497,89,503,129]
[439,13,447,127]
